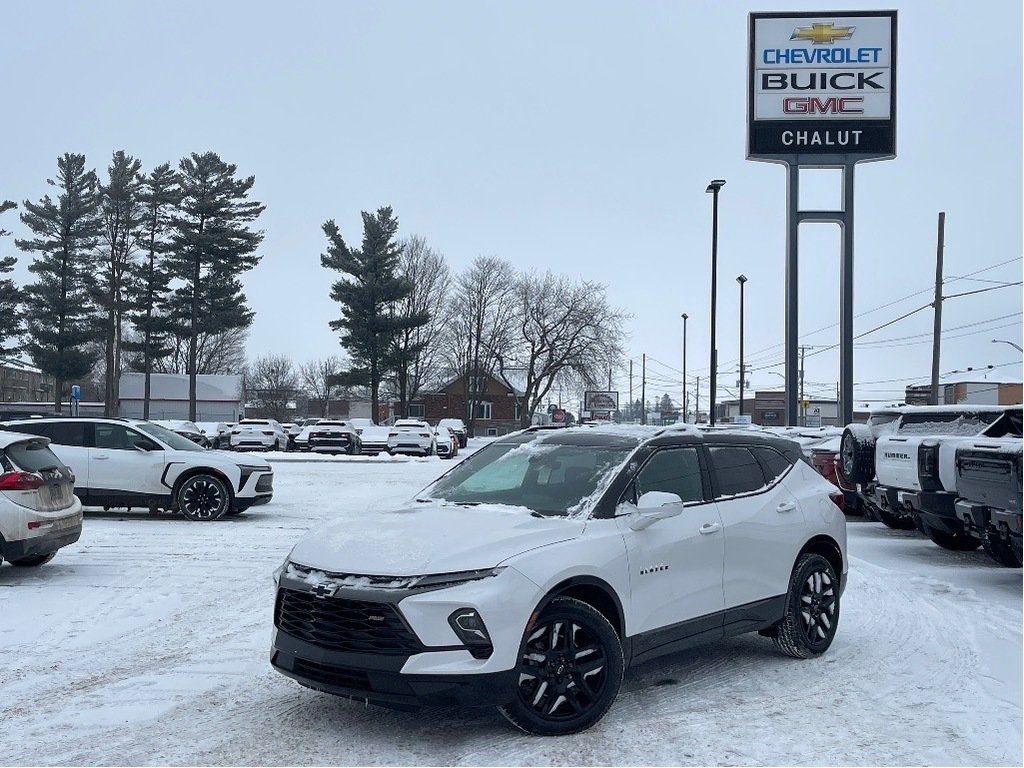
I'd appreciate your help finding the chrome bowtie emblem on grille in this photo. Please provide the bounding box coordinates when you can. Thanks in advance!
[312,583,338,598]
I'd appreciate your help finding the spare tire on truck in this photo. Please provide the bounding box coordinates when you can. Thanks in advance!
[840,425,877,485]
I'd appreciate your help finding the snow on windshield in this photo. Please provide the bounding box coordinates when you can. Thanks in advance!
[897,416,995,437]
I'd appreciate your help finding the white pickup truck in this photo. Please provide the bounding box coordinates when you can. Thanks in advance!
[869,406,1020,549]
[839,405,1013,532]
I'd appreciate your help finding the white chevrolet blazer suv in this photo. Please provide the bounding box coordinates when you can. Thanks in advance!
[271,425,847,735]
[2,418,274,521]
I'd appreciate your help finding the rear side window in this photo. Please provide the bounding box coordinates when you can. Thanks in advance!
[3,440,65,472]
[633,448,704,504]
[709,446,768,497]
[752,447,793,481]
[49,421,90,447]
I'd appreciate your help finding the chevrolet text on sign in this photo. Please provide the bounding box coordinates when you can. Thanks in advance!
[748,10,897,160]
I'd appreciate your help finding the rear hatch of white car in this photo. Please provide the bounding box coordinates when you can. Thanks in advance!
[308,424,354,451]
[0,438,77,513]
[390,422,431,448]
[233,423,275,446]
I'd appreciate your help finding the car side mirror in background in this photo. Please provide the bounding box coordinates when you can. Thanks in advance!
[135,439,161,452]
[629,491,684,531]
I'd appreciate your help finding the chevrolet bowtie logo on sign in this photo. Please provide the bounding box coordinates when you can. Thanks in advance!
[791,22,855,45]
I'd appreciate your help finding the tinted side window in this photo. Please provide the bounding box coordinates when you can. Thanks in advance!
[634,447,704,504]
[94,424,142,450]
[48,421,89,447]
[709,446,767,497]
[5,422,53,438]
[752,447,792,482]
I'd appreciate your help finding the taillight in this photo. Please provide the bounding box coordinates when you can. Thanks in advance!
[419,432,430,438]
[0,471,44,491]
[262,431,274,436]
[828,490,845,512]
[389,432,398,437]
[918,442,942,491]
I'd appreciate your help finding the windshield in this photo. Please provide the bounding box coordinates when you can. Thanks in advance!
[423,435,637,517]
[136,422,205,451]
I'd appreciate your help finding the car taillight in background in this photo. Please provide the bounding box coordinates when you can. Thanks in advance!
[419,432,430,438]
[828,490,845,512]
[918,442,942,492]
[389,432,398,437]
[262,431,274,436]
[0,471,44,491]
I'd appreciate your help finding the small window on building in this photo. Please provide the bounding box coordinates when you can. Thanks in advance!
[474,401,492,420]
[407,404,425,418]
[487,427,498,436]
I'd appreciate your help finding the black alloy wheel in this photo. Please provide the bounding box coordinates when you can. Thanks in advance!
[981,529,1023,567]
[177,474,230,521]
[773,553,841,659]
[499,597,623,736]
[925,526,981,552]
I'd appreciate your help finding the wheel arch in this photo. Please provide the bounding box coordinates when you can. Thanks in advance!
[171,466,236,506]
[534,575,625,638]
[797,534,844,583]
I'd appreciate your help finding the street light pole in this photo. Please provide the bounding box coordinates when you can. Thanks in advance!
[681,313,688,423]
[992,339,1024,353]
[736,274,747,417]
[706,179,726,426]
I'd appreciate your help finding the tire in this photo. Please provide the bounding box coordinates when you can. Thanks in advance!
[773,553,840,659]
[176,474,231,521]
[925,526,980,551]
[840,426,876,485]
[981,530,1022,567]
[12,551,57,567]
[498,596,624,736]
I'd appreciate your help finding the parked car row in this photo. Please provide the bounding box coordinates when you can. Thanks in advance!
[836,404,1022,567]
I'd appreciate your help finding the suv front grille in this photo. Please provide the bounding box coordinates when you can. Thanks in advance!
[274,588,422,654]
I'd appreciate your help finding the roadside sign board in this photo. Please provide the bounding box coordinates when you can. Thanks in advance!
[584,391,619,412]
[748,10,897,161]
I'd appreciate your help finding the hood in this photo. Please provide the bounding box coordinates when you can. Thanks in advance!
[288,502,585,575]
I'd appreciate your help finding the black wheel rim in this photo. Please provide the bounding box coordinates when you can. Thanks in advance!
[516,618,608,722]
[799,568,837,648]
[182,480,223,520]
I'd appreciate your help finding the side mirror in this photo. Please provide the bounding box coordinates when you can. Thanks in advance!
[135,439,161,452]
[629,491,684,531]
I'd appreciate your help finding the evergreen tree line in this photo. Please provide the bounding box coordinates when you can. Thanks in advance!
[0,151,264,418]
[319,206,630,433]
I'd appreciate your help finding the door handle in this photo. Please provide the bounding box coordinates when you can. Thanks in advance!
[699,522,722,535]
[777,501,796,513]
[93,455,110,461]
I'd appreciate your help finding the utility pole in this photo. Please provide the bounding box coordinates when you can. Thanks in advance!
[799,345,807,427]
[608,365,612,391]
[641,354,647,425]
[629,359,634,422]
[930,212,946,405]
[695,375,700,424]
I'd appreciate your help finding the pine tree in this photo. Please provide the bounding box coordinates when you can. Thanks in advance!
[124,162,179,418]
[95,150,144,416]
[321,206,423,422]
[17,154,103,411]
[0,200,21,357]
[168,152,264,420]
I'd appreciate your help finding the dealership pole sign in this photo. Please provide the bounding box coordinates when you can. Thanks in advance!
[749,10,896,160]
[746,10,896,428]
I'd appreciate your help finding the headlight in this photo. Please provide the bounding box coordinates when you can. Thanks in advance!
[272,559,287,586]
[413,567,506,590]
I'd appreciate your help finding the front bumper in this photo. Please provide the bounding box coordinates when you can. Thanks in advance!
[271,630,517,710]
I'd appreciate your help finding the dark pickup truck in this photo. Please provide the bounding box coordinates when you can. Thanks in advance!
[954,437,1023,567]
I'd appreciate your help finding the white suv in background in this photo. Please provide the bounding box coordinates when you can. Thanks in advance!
[272,425,846,735]
[0,431,83,567]
[2,418,274,521]
[230,419,289,452]
[386,419,437,456]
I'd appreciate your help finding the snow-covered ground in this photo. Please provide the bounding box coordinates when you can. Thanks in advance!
[2,445,1020,766]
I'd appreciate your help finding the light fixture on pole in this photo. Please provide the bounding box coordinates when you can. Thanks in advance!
[706,178,726,426]
[736,274,747,417]
[681,313,688,423]
[992,338,1023,353]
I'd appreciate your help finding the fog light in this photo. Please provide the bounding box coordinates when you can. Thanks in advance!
[448,608,493,659]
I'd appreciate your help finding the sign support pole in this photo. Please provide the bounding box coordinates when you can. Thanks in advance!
[840,163,855,427]
[785,164,800,426]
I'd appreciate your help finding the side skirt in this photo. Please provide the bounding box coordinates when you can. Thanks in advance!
[626,595,786,668]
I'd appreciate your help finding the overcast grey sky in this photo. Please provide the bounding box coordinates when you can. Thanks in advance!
[3,0,1021,408]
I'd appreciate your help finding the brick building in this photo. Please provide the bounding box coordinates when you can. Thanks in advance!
[409,372,525,436]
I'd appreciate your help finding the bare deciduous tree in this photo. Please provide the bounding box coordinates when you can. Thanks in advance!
[496,272,629,427]
[441,256,518,436]
[151,327,248,376]
[245,354,299,421]
[388,235,450,417]
[300,355,345,416]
